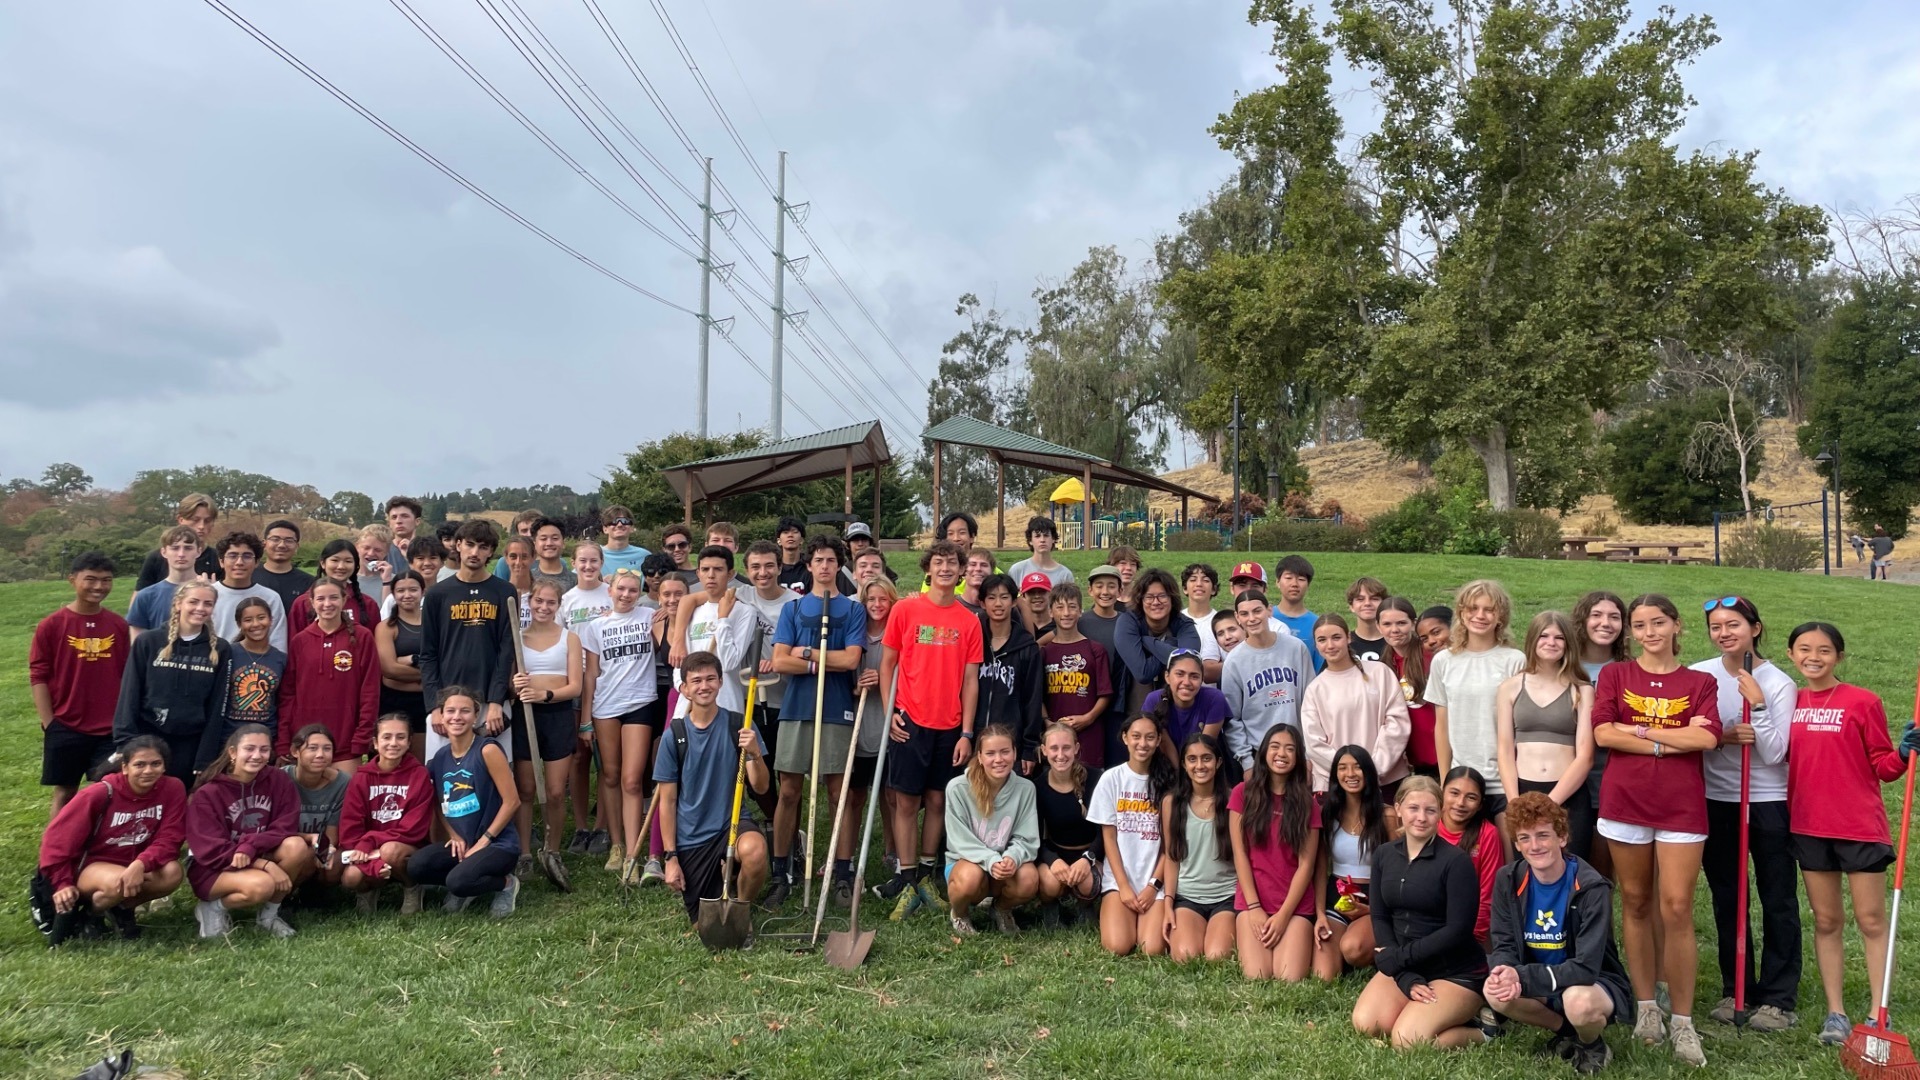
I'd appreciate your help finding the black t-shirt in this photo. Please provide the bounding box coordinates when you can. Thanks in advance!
[1035,769,1101,853]
[253,566,317,614]
[1351,634,1388,665]
[777,560,810,594]
[136,547,220,592]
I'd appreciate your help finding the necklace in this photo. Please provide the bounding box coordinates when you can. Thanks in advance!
[1807,683,1843,711]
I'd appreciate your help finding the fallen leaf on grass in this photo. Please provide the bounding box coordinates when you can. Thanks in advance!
[1103,977,1115,986]
[1002,954,1013,966]
[766,1020,786,1033]
[951,936,964,945]
[1034,1027,1050,1040]
[731,1036,743,1048]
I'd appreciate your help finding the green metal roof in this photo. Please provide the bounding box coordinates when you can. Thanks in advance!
[662,421,891,503]
[676,422,884,469]
[920,415,1105,462]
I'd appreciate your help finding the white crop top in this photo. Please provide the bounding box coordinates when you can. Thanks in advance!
[1329,824,1369,880]
[522,631,570,677]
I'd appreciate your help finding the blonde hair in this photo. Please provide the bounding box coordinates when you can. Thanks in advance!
[861,577,899,604]
[965,725,1018,816]
[1394,774,1442,806]
[1521,610,1586,683]
[357,523,393,546]
[158,581,224,667]
[1449,579,1514,652]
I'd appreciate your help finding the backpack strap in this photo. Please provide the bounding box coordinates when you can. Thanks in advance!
[668,715,689,786]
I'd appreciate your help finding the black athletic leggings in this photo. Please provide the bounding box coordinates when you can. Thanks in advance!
[408,844,518,897]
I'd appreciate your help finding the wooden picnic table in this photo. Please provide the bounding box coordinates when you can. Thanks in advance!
[1603,540,1708,564]
[1558,535,1610,560]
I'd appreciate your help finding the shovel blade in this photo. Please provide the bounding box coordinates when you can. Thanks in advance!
[696,898,754,951]
[824,927,874,970]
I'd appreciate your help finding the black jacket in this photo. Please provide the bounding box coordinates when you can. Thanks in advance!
[1488,855,1631,1001]
[1370,834,1489,996]
[113,629,227,770]
[978,618,1046,762]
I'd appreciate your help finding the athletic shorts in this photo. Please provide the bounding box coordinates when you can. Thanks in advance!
[774,719,853,776]
[1792,832,1895,874]
[849,752,878,792]
[677,820,763,921]
[1174,895,1235,920]
[1482,792,1509,820]
[1597,817,1707,846]
[41,724,114,788]
[1543,978,1633,1027]
[507,705,535,764]
[531,702,577,763]
[885,714,963,797]
[379,685,427,734]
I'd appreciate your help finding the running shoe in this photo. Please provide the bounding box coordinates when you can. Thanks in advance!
[515,853,535,881]
[399,886,423,916]
[1635,1002,1667,1046]
[490,875,519,919]
[761,879,792,910]
[1040,902,1063,933]
[640,858,665,887]
[1708,997,1736,1025]
[1475,1005,1506,1039]
[106,905,140,941]
[831,878,854,910]
[355,891,379,916]
[949,911,977,937]
[47,907,84,948]
[889,883,925,921]
[1571,1037,1613,1075]
[194,900,231,939]
[1670,1021,1705,1068]
[586,829,611,857]
[618,857,640,888]
[444,892,474,914]
[992,907,1018,936]
[1819,1012,1850,1046]
[872,872,911,902]
[1750,1005,1796,1032]
[1535,1032,1573,1060]
[256,904,297,939]
[567,829,592,856]
[603,843,625,874]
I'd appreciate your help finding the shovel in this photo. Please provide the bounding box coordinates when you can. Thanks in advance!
[809,685,869,947]
[826,669,897,969]
[696,677,757,950]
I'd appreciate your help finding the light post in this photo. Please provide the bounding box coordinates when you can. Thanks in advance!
[1815,440,1842,567]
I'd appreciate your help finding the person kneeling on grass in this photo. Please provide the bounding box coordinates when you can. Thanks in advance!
[340,714,434,916]
[1089,712,1172,957]
[1161,732,1237,964]
[1034,722,1100,930]
[37,736,186,945]
[185,724,313,939]
[409,687,522,918]
[943,725,1040,936]
[1486,792,1632,1074]
[658,650,772,923]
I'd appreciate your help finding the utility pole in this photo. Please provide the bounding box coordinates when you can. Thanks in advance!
[697,157,713,438]
[1230,391,1242,548]
[769,150,787,440]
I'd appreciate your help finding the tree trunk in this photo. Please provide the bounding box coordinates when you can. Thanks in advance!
[1726,386,1754,516]
[1466,425,1517,511]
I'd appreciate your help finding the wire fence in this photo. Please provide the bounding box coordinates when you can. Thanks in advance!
[1712,493,1839,573]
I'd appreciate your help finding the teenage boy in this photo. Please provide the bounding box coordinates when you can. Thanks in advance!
[1221,590,1314,772]
[706,521,752,587]
[1008,516,1074,589]
[774,517,809,593]
[1272,555,1323,671]
[767,536,866,907]
[127,526,203,633]
[31,553,131,815]
[736,542,797,817]
[211,532,287,651]
[656,650,771,921]
[961,547,996,610]
[531,518,576,592]
[599,506,650,576]
[1019,573,1056,643]
[1106,546,1141,603]
[1346,576,1389,663]
[1080,565,1134,767]
[939,512,979,547]
[384,496,423,562]
[1181,563,1223,681]
[1210,609,1243,667]
[256,519,316,612]
[852,550,891,589]
[1041,583,1111,768]
[135,493,219,590]
[672,547,758,716]
[875,540,984,915]
[419,520,517,748]
[660,523,698,585]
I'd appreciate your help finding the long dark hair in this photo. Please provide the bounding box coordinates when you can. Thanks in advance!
[1151,653,1206,728]
[1381,597,1428,697]
[1241,724,1310,854]
[316,538,368,615]
[385,570,427,629]
[1320,745,1390,861]
[192,722,274,793]
[1572,590,1630,664]
[1118,712,1177,803]
[1441,765,1492,857]
[1164,732,1231,864]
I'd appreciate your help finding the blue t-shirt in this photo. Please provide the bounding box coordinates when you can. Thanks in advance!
[127,581,179,631]
[654,709,766,849]
[430,736,520,853]
[1521,857,1578,966]
[773,593,867,726]
[1275,609,1323,671]
[599,545,651,577]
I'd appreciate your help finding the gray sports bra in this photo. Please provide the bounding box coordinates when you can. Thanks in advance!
[1512,676,1577,747]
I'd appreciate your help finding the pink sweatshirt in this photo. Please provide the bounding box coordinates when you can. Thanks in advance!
[1300,659,1411,790]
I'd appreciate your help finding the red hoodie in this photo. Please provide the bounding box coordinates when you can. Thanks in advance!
[277,620,380,760]
[339,755,433,854]
[38,772,187,891]
[184,767,301,900]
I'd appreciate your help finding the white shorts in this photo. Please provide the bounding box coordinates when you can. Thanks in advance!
[1597,817,1706,846]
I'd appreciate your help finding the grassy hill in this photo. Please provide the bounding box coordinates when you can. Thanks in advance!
[0,553,1911,1078]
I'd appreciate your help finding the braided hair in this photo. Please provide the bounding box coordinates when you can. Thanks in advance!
[157,581,223,669]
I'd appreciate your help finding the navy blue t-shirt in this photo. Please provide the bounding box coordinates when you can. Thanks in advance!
[655,709,766,849]
[430,736,519,853]
[1522,857,1578,966]
[773,593,867,726]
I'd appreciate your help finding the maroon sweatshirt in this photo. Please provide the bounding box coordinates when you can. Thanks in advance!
[339,755,433,854]
[38,772,187,891]
[30,606,132,736]
[184,767,301,899]
[276,621,380,760]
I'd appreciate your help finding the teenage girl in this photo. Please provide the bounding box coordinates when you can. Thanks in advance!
[1572,590,1628,877]
[503,535,536,629]
[1380,598,1437,779]
[289,539,379,633]
[185,723,312,939]
[1143,651,1230,761]
[410,686,523,917]
[38,736,186,944]
[285,724,348,887]
[1689,596,1800,1031]
[583,568,658,879]
[1229,724,1320,982]
[1035,722,1100,929]
[1437,766,1501,946]
[1416,606,1453,655]
[512,578,583,869]
[1352,775,1489,1050]
[1785,622,1920,1045]
[224,596,287,747]
[1427,581,1524,830]
[1315,745,1397,981]
[376,570,428,761]
[1591,594,1720,1066]
[114,580,226,782]
[1494,611,1596,858]
[847,578,896,887]
[942,725,1040,936]
[277,578,379,772]
[339,714,433,916]
[1301,614,1410,794]
[1161,732,1237,964]
[1088,712,1171,956]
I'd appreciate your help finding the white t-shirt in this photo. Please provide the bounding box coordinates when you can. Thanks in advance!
[1691,656,1796,803]
[1007,559,1074,589]
[736,586,797,697]
[1087,763,1164,898]
[213,580,287,652]
[1423,645,1525,793]
[673,598,758,718]
[579,607,657,718]
[560,583,612,632]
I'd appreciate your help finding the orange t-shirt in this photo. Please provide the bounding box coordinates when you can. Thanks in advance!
[883,593,984,730]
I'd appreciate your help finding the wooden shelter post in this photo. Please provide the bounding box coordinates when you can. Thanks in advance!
[994,455,1006,549]
[931,441,944,539]
[843,448,855,516]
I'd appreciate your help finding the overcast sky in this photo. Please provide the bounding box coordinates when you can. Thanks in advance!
[0,1,1913,501]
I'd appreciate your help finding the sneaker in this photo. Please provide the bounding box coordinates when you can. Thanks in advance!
[489,875,519,919]
[586,829,611,857]
[992,907,1018,935]
[195,900,231,939]
[640,858,665,887]
[355,891,378,916]
[831,878,854,910]
[1040,902,1063,933]
[444,892,474,914]
[1708,997,1737,1025]
[761,878,792,910]
[256,904,297,939]
[603,843,625,873]
[106,905,141,941]
[949,911,977,937]
[1670,1021,1706,1068]
[619,857,640,888]
[1819,1012,1851,1046]
[1635,1003,1666,1046]
[1476,1005,1506,1039]
[539,849,572,893]
[884,854,901,876]
[47,907,85,948]
[872,872,911,902]
[399,886,424,916]
[1571,1036,1613,1075]
[515,853,536,881]
[1749,1005,1796,1032]
[889,883,925,921]
[567,829,591,856]
[915,878,945,912]
[1535,1032,1573,1060]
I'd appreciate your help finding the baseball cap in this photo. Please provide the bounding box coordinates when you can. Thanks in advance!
[1087,565,1121,582]
[1230,561,1267,584]
[845,521,874,541]
[1020,572,1053,594]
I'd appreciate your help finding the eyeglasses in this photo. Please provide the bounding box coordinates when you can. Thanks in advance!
[221,551,257,562]
[1702,596,1745,613]
[608,518,633,527]
[664,541,691,550]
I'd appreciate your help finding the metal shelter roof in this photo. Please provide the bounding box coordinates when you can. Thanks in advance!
[920,415,1220,503]
[661,421,891,504]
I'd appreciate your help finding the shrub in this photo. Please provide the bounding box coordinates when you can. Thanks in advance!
[1441,488,1504,556]
[1369,491,1450,554]
[1246,518,1370,552]
[1604,394,1762,526]
[1496,510,1564,560]
[1204,492,1266,527]
[1721,524,1821,572]
[1163,528,1225,552]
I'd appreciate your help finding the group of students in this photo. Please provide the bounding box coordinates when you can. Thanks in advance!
[28,499,1920,1069]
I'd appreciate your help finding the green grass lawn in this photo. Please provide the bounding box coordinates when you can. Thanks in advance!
[1,553,1914,1078]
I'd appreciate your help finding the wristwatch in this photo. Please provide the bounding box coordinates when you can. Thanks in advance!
[1148,876,1163,891]
[959,731,974,740]
[662,850,679,862]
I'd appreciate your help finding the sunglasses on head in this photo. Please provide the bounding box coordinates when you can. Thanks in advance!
[1703,596,1746,613]
[1169,648,1202,661]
